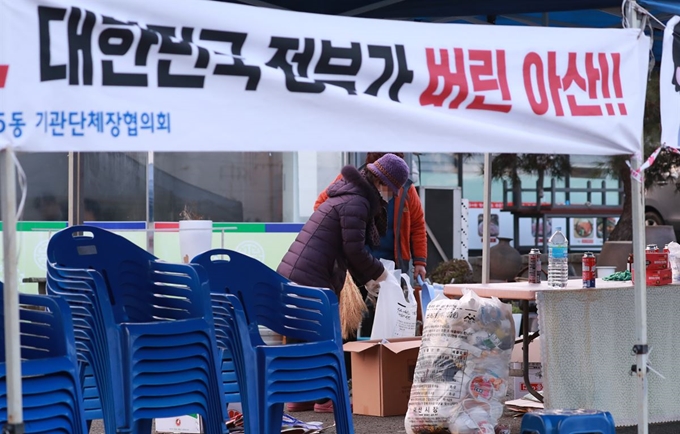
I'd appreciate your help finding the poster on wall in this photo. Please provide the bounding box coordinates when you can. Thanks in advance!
[466,203,618,251]
[568,217,618,248]
[466,202,513,250]
[517,217,567,248]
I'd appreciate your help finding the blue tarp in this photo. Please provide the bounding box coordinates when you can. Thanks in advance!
[217,0,676,22]
[216,0,622,18]
[219,0,677,61]
[641,0,680,15]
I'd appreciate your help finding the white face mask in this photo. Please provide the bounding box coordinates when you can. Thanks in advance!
[378,185,393,202]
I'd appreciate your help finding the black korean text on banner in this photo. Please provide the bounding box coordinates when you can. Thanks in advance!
[38,6,262,89]
[265,37,413,100]
[37,5,414,100]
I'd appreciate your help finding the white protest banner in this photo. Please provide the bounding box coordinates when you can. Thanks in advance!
[661,15,680,149]
[0,0,648,154]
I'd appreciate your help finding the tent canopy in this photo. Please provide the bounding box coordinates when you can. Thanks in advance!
[218,0,673,60]
[216,0,674,20]
[214,0,622,17]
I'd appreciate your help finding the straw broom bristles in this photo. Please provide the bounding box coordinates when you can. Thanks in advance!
[339,271,367,340]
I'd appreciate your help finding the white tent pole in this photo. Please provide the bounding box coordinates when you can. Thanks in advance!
[626,2,648,433]
[631,129,649,434]
[2,146,24,432]
[68,151,74,226]
[481,153,492,284]
[68,152,82,225]
[146,151,155,254]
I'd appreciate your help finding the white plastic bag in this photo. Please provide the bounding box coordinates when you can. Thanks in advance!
[370,269,418,340]
[667,241,680,283]
[404,289,515,434]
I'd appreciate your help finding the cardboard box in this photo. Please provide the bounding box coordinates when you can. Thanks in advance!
[511,366,543,399]
[632,267,673,286]
[155,415,202,433]
[344,337,421,416]
[509,337,544,400]
[647,268,672,286]
[646,252,669,270]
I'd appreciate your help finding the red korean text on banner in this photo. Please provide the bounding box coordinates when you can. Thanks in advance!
[523,51,627,117]
[420,48,512,112]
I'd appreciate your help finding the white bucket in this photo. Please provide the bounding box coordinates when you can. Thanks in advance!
[179,220,213,263]
[596,266,616,278]
[259,326,283,345]
[512,314,522,338]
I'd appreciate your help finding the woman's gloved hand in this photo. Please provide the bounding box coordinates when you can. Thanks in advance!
[365,280,380,297]
[366,268,390,297]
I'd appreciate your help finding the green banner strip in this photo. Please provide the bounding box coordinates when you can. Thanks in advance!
[0,221,68,231]
[0,221,294,233]
[212,223,266,232]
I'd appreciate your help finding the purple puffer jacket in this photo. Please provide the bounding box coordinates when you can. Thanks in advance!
[277,165,385,295]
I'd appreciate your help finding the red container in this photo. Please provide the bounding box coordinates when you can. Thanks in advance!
[632,268,673,286]
[645,252,669,271]
[528,248,541,284]
[647,269,672,286]
[582,252,596,288]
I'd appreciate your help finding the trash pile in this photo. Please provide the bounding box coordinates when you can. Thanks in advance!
[281,414,329,434]
[404,289,515,434]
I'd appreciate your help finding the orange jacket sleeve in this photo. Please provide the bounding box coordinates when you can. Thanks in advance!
[313,173,343,211]
[407,184,427,266]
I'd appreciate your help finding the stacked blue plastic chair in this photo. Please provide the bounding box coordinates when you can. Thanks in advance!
[207,288,260,434]
[46,225,228,434]
[192,249,354,434]
[46,264,124,434]
[520,409,616,434]
[0,282,89,434]
[189,264,247,413]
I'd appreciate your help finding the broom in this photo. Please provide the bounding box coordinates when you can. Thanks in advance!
[339,271,367,340]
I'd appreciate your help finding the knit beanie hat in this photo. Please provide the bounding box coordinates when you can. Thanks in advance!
[367,153,409,194]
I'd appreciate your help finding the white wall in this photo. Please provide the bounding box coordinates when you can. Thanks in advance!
[282,152,344,222]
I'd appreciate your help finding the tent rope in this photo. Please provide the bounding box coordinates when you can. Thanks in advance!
[630,1,667,29]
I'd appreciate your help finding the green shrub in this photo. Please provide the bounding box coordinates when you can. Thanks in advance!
[430,259,473,284]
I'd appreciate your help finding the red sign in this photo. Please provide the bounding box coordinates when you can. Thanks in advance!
[0,65,8,88]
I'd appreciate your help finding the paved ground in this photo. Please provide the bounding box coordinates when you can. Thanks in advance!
[87,412,680,433]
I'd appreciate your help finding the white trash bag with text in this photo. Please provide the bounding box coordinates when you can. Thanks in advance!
[370,266,418,340]
[404,289,515,434]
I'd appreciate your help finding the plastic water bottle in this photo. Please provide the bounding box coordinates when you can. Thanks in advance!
[548,227,569,288]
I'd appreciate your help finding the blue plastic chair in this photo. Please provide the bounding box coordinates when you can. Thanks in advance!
[47,225,228,434]
[192,249,354,434]
[47,265,124,434]
[211,291,351,434]
[0,283,89,434]
[520,409,616,434]
[208,292,261,434]
[257,283,352,434]
[417,276,433,318]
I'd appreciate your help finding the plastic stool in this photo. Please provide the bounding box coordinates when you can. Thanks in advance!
[520,409,615,434]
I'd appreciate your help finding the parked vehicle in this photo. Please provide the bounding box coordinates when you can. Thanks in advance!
[645,181,680,230]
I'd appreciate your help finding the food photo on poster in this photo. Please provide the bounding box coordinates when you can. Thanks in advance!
[477,214,500,238]
[466,202,514,250]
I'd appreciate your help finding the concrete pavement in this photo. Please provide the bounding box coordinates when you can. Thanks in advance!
[87,410,680,433]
